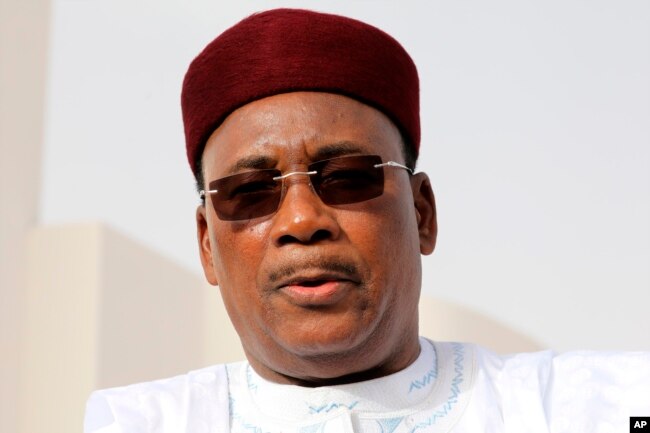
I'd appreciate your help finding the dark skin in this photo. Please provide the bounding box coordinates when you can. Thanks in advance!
[197,92,437,386]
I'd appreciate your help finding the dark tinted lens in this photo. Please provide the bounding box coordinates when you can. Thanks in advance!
[309,155,384,205]
[209,169,282,221]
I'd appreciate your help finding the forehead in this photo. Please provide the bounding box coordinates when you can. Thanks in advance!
[202,92,404,177]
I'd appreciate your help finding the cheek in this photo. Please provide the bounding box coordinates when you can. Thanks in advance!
[346,194,418,260]
[210,218,272,288]
[345,193,421,297]
[209,219,275,338]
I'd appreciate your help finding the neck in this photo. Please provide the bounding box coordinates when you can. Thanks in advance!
[246,332,421,387]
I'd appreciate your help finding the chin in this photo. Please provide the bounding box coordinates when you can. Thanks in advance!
[277,319,379,360]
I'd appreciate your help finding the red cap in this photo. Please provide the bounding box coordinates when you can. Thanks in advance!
[182,8,420,176]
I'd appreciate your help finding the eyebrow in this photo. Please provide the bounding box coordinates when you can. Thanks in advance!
[312,141,366,160]
[225,141,367,175]
[228,155,276,175]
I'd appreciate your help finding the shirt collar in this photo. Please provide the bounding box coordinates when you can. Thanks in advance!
[244,337,438,421]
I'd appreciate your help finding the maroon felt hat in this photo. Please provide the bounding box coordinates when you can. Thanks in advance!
[181,8,420,177]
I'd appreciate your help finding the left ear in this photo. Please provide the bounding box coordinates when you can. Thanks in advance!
[410,172,437,255]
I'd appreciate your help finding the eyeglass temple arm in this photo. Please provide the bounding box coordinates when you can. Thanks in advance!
[199,189,218,198]
[374,161,414,174]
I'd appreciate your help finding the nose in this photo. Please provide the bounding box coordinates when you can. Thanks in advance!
[270,176,341,246]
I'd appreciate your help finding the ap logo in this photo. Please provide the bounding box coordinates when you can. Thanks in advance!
[631,417,650,431]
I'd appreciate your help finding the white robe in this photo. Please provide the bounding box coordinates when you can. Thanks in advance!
[84,338,650,433]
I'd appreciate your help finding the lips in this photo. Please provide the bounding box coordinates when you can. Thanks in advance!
[274,272,360,307]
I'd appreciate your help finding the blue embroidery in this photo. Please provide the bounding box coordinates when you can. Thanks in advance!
[228,366,273,433]
[308,400,359,414]
[376,417,403,433]
[408,365,438,393]
[226,343,467,433]
[246,365,258,393]
[409,343,465,433]
[408,340,439,394]
[230,396,274,433]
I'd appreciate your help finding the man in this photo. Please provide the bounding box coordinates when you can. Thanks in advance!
[85,9,649,433]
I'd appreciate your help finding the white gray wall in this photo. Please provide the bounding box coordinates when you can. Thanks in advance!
[40,0,650,353]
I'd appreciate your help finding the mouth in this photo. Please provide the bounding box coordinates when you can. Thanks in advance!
[275,272,360,307]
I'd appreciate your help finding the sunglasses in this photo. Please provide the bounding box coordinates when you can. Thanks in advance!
[199,154,413,221]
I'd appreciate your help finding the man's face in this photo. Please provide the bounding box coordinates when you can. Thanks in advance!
[197,92,436,384]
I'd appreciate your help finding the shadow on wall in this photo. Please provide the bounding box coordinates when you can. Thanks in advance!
[418,296,541,354]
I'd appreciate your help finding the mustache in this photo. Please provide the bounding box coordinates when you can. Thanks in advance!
[267,257,360,284]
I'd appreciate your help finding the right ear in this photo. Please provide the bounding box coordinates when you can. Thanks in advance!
[196,205,219,286]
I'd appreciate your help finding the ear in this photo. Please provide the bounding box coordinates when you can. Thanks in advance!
[196,205,219,286]
[410,173,437,255]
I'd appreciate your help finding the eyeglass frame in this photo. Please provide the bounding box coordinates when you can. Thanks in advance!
[198,154,414,220]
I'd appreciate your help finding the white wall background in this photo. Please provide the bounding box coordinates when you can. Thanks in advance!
[41,0,650,352]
